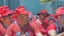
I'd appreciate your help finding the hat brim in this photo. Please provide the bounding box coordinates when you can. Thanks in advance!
[56,13,64,16]
[36,13,50,16]
[19,12,30,15]
[2,10,12,17]
[54,13,64,19]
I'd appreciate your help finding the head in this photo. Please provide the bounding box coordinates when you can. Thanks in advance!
[56,7,64,28]
[1,14,13,26]
[16,13,29,27]
[0,6,13,26]
[15,6,29,27]
[37,10,49,23]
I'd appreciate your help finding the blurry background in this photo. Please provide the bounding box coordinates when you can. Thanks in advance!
[0,0,64,15]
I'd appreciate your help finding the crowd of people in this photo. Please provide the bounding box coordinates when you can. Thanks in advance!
[0,6,64,36]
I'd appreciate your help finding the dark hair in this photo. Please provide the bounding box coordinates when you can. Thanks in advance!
[37,13,50,17]
[62,25,64,32]
[0,20,3,24]
[2,14,12,18]
[1,14,12,20]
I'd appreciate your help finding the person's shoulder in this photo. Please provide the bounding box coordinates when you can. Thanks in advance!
[48,23,56,28]
[48,23,56,27]
[49,23,56,26]
[47,23,56,31]
[8,23,18,28]
[0,23,2,26]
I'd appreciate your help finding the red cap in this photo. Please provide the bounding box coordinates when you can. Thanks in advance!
[1,10,12,17]
[18,11,30,15]
[56,7,64,16]
[37,10,47,15]
[16,6,26,12]
[0,6,12,17]
[15,6,30,15]
[39,10,47,14]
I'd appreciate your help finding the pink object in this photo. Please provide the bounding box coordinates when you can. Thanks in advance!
[0,6,12,17]
[56,7,64,16]
[0,23,6,36]
[6,23,35,36]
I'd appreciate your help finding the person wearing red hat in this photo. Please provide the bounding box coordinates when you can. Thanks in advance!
[5,6,36,36]
[0,6,13,36]
[36,10,58,36]
[54,7,64,36]
[36,9,64,36]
